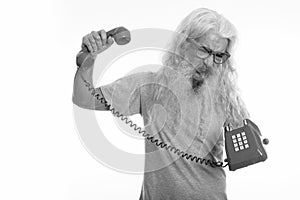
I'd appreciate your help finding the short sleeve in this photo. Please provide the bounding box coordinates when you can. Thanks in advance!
[98,71,155,116]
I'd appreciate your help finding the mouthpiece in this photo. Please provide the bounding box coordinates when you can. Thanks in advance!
[106,26,131,45]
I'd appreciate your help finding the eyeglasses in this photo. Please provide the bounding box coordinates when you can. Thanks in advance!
[186,37,231,64]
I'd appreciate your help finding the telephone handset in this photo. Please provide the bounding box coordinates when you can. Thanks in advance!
[79,27,269,171]
[105,26,131,45]
[78,26,131,68]
[83,26,130,46]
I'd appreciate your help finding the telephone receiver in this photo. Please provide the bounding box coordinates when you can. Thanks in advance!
[105,26,131,45]
[81,27,131,53]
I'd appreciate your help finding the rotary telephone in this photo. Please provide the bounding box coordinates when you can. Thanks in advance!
[78,27,269,171]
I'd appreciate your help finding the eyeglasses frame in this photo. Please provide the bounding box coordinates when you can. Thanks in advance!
[186,37,231,64]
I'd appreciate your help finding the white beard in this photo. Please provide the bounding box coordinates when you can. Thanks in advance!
[177,60,220,95]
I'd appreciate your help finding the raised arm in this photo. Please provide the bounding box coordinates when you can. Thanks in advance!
[72,30,114,110]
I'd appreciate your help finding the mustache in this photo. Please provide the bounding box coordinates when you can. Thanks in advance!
[196,63,214,76]
[190,63,216,91]
[177,60,219,92]
[192,63,214,81]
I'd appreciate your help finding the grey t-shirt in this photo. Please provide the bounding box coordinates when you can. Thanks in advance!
[100,66,228,200]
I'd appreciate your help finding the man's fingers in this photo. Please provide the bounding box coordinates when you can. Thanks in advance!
[81,29,114,54]
[91,31,102,50]
[81,42,88,52]
[87,33,97,52]
[107,36,114,46]
[83,37,93,52]
[99,29,107,46]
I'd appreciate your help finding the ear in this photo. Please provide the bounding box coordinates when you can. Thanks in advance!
[179,41,190,59]
[225,38,232,53]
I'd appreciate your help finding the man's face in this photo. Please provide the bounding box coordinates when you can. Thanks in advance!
[182,30,229,92]
[185,30,229,69]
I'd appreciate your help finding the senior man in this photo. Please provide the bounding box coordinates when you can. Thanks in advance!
[73,8,250,200]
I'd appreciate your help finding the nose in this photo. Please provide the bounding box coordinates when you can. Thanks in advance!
[204,54,214,66]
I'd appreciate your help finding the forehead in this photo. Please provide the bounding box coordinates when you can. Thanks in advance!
[196,31,229,52]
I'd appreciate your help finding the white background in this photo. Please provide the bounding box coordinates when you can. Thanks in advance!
[1,0,300,199]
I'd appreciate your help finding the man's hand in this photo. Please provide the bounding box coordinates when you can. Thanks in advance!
[81,29,114,55]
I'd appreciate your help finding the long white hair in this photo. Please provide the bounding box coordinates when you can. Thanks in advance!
[160,8,250,128]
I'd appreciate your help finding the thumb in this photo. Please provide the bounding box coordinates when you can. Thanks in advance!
[107,36,114,46]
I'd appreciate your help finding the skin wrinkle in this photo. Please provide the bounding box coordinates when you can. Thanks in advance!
[183,31,229,94]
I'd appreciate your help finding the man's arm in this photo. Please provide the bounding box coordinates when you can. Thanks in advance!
[72,29,114,110]
[72,51,108,110]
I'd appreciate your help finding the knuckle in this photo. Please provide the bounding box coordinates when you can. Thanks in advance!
[88,37,96,44]
[100,30,106,38]
[92,32,101,40]
[83,40,89,46]
[96,40,102,46]
[100,30,106,36]
[83,36,88,43]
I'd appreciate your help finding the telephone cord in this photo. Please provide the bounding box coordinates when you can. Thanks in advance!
[81,75,228,168]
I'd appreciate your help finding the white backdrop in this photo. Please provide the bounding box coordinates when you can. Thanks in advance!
[1,0,300,199]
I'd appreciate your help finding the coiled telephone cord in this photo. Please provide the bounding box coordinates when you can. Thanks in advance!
[81,76,228,168]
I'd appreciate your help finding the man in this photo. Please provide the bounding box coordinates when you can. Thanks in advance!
[73,8,250,200]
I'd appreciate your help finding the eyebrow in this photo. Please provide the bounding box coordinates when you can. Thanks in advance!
[195,38,230,53]
[187,37,230,54]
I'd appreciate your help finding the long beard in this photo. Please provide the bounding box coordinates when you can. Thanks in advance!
[178,61,218,94]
